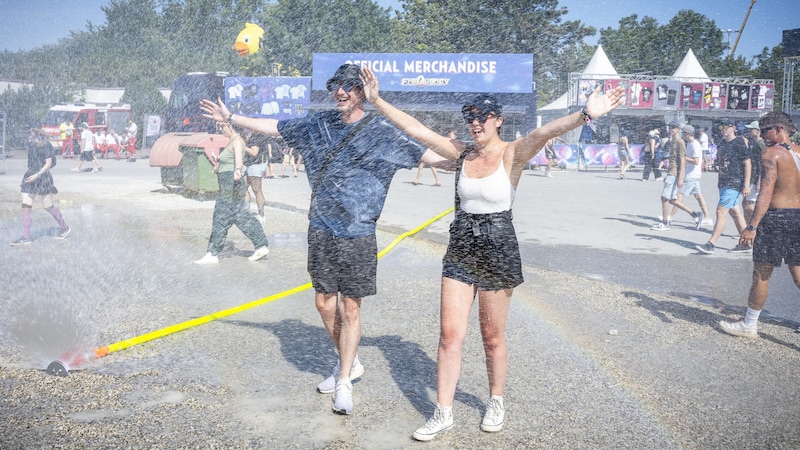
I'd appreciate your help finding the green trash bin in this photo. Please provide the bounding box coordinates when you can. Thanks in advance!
[179,146,219,193]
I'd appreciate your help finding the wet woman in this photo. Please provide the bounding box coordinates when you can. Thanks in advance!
[361,66,624,441]
[11,128,70,246]
[193,121,269,264]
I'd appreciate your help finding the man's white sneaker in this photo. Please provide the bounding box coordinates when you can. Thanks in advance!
[317,356,364,394]
[413,404,454,441]
[193,252,219,265]
[481,395,505,432]
[248,246,269,261]
[719,319,758,339]
[332,378,353,415]
[701,218,714,226]
[651,222,670,231]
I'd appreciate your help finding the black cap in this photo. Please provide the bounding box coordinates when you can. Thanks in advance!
[326,64,363,90]
[719,118,734,127]
[668,120,681,129]
[462,94,503,116]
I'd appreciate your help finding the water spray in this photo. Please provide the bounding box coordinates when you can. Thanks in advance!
[44,207,454,376]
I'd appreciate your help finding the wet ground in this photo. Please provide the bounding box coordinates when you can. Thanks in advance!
[0,155,798,448]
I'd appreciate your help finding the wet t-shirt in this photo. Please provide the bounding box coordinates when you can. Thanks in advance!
[717,136,749,190]
[278,110,425,237]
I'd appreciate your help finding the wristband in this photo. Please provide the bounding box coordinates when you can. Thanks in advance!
[745,224,755,231]
[227,114,235,126]
[580,107,596,132]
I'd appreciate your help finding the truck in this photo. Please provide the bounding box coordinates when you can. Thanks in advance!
[149,72,311,192]
[40,103,132,151]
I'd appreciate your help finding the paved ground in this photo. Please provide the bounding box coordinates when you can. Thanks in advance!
[0,154,798,449]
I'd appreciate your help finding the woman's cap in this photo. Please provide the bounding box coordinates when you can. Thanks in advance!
[462,94,502,116]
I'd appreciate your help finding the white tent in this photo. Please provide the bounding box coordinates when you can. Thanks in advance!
[540,45,618,112]
[672,48,710,81]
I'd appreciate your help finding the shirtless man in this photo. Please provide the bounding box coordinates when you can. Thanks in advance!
[719,112,800,338]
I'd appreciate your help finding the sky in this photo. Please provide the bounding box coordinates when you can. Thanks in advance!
[0,0,796,63]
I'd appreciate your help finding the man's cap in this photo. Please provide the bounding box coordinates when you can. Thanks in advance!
[463,94,503,116]
[744,120,760,129]
[720,118,734,127]
[79,122,89,128]
[681,124,695,134]
[327,64,363,89]
[668,120,681,129]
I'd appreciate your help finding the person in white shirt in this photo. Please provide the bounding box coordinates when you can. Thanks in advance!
[670,125,711,227]
[71,123,102,172]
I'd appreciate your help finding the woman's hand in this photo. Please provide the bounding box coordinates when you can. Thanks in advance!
[200,97,231,123]
[585,86,625,118]
[24,173,39,183]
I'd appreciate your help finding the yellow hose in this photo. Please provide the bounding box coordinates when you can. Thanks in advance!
[94,207,454,358]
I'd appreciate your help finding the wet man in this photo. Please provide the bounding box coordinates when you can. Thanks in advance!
[719,112,800,338]
[695,118,751,254]
[200,64,444,415]
[651,121,700,230]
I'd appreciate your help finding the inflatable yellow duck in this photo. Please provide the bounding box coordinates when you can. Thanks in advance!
[233,23,264,57]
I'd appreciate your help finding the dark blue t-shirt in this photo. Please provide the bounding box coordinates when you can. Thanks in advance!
[278,110,425,237]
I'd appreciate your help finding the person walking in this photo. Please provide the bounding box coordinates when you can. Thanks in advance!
[411,160,442,186]
[361,66,624,441]
[193,121,270,265]
[243,130,271,223]
[696,118,751,254]
[71,122,102,173]
[641,129,661,181]
[650,122,702,231]
[617,135,631,179]
[742,120,766,226]
[11,128,71,246]
[201,64,441,415]
[668,124,710,228]
[719,112,800,338]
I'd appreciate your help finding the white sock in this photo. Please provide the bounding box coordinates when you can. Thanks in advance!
[743,307,762,327]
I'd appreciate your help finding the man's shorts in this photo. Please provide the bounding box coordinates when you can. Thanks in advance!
[678,177,702,197]
[80,150,94,162]
[442,210,523,291]
[718,188,742,209]
[753,209,800,267]
[307,226,377,298]
[745,183,758,203]
[660,175,679,200]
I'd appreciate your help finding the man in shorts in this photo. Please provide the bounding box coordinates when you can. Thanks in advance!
[742,121,766,226]
[651,121,701,231]
[719,111,800,338]
[71,122,102,173]
[696,118,750,253]
[669,124,709,229]
[201,64,443,415]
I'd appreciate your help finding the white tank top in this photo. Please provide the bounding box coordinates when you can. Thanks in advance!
[457,158,515,214]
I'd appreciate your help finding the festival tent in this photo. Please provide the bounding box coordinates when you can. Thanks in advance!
[672,48,710,81]
[539,45,618,116]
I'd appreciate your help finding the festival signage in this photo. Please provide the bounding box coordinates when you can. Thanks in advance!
[312,53,534,93]
[680,83,705,110]
[604,79,630,107]
[628,81,655,109]
[577,79,603,106]
[727,84,750,110]
[749,84,774,111]
[224,77,311,119]
[653,80,680,110]
[703,83,727,110]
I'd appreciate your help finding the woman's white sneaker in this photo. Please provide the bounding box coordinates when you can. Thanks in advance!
[413,404,453,441]
[480,395,505,432]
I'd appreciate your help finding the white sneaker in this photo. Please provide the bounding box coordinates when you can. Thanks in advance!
[413,404,454,441]
[651,222,670,231]
[701,218,714,226]
[248,246,269,261]
[193,252,219,265]
[481,395,505,432]
[255,213,266,224]
[719,319,758,339]
[317,356,364,394]
[332,378,353,415]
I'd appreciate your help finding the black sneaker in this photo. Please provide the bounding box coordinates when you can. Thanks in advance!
[696,242,715,254]
[55,226,71,239]
[729,244,752,253]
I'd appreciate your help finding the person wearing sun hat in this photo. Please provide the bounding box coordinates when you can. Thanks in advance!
[742,120,766,226]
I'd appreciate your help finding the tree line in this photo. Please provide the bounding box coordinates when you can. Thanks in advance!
[0,0,795,148]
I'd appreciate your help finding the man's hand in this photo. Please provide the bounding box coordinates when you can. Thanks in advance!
[360,66,380,104]
[586,86,625,118]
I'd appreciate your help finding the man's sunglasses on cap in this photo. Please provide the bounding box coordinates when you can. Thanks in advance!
[326,80,357,93]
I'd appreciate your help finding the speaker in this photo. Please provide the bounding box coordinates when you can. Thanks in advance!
[783,29,800,57]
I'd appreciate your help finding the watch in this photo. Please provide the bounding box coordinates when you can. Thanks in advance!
[745,224,756,231]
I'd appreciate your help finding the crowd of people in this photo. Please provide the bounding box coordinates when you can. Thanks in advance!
[11,63,799,443]
[59,119,139,164]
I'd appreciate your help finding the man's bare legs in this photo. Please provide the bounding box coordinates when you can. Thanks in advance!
[315,292,361,380]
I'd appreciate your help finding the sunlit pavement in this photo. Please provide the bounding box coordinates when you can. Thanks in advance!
[0,155,798,448]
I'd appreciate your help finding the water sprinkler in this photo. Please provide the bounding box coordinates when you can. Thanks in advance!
[46,360,70,377]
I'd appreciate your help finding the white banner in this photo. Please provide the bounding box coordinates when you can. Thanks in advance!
[145,115,162,136]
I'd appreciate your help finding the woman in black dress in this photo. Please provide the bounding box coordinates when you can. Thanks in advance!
[11,129,71,246]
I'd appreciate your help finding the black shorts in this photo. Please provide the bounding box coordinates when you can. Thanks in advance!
[80,150,94,162]
[753,208,800,267]
[307,226,377,298]
[442,210,524,290]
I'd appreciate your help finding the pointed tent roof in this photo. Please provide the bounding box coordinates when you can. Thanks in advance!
[540,45,617,110]
[672,49,710,81]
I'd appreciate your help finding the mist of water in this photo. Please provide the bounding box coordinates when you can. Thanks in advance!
[5,297,99,371]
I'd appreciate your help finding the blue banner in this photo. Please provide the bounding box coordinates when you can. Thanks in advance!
[313,53,533,93]
[224,77,311,119]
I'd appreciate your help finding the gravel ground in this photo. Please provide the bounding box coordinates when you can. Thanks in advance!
[0,157,799,449]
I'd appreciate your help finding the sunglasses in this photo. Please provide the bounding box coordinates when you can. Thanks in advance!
[462,110,496,124]
[326,80,356,93]
[718,124,733,130]
[759,125,779,135]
